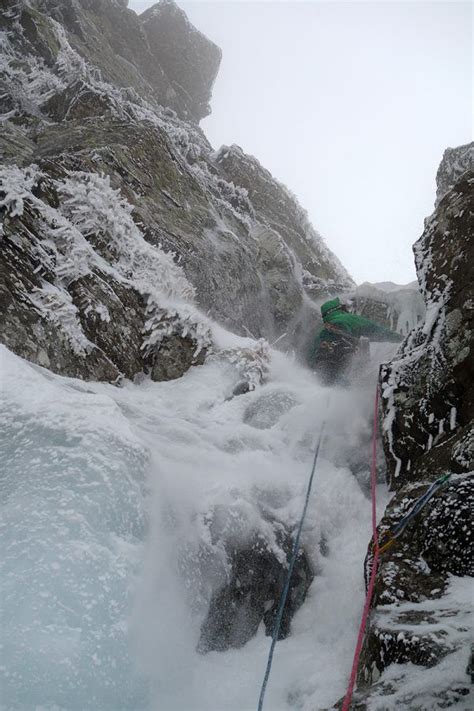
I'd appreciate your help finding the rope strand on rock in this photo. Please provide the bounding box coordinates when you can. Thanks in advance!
[257,417,327,711]
[378,472,452,554]
[342,384,380,711]
[257,377,457,711]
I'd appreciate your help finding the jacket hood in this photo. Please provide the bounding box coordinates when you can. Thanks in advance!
[321,297,342,319]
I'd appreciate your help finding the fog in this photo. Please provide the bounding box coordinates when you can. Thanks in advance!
[129,0,472,285]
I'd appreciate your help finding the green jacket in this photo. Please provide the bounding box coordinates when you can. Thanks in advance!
[313,297,402,358]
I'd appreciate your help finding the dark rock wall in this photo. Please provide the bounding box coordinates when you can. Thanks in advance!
[353,161,474,708]
[199,531,313,653]
[381,171,473,489]
[141,0,222,121]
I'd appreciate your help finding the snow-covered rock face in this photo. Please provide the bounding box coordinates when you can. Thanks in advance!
[435,142,474,207]
[353,160,474,708]
[0,163,209,381]
[0,0,352,383]
[380,171,473,488]
[28,0,221,123]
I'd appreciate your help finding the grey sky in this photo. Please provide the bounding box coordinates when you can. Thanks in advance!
[129,0,472,285]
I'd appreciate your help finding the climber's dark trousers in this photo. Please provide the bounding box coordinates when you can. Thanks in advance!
[315,345,357,385]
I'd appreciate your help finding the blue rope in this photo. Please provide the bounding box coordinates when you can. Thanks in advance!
[257,420,326,711]
[391,473,452,539]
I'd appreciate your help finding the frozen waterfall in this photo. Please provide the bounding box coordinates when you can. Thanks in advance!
[0,338,396,710]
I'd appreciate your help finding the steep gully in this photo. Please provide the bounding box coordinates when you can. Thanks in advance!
[0,1,472,709]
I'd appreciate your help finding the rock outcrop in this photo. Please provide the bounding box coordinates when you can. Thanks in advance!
[26,0,221,123]
[141,0,222,121]
[381,168,473,488]
[0,0,353,382]
[435,141,474,207]
[351,281,425,337]
[0,163,210,382]
[351,153,474,708]
[198,529,313,653]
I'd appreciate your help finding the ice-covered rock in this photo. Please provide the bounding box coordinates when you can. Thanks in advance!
[23,0,220,123]
[380,170,473,487]
[0,0,353,380]
[0,164,209,382]
[351,154,474,709]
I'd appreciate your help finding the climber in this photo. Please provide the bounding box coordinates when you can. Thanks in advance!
[312,297,402,385]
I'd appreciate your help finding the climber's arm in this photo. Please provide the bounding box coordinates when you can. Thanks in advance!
[349,314,403,342]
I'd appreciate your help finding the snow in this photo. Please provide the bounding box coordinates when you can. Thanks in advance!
[0,339,397,711]
[450,407,457,431]
[0,164,40,218]
[422,298,443,337]
[0,27,66,116]
[28,281,92,356]
[381,375,403,480]
[366,577,473,710]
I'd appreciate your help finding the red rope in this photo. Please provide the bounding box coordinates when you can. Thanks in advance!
[341,385,380,711]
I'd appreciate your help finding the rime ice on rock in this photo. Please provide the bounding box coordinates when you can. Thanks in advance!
[1,0,353,374]
[0,164,210,380]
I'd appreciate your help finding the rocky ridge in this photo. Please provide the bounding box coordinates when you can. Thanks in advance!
[0,0,352,384]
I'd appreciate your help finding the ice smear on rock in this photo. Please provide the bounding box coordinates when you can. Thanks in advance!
[0,345,149,709]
